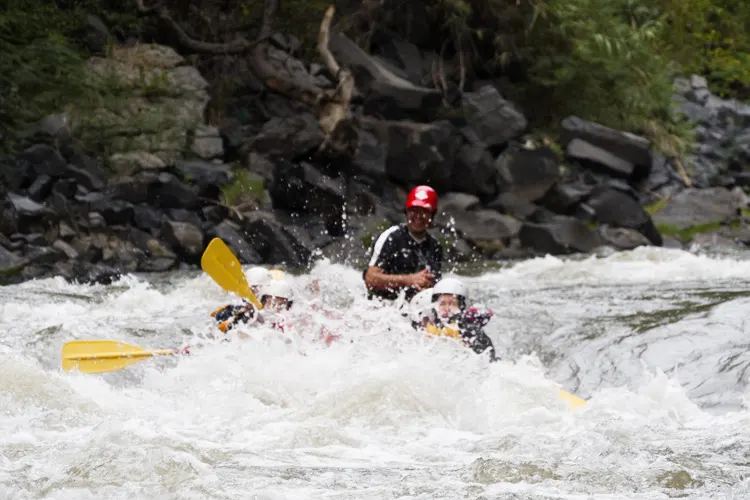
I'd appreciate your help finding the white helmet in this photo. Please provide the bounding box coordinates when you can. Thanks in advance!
[431,278,467,301]
[260,279,293,301]
[245,267,271,287]
[409,288,434,323]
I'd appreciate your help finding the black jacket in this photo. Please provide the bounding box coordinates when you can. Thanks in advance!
[363,224,443,301]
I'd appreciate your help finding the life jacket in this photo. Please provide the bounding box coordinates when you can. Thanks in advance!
[425,322,462,340]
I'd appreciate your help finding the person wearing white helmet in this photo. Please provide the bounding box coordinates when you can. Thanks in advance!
[259,279,293,312]
[211,266,279,333]
[417,277,497,360]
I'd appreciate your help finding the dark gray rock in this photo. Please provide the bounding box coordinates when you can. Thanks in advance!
[461,86,527,149]
[161,220,204,262]
[519,216,605,254]
[495,146,560,202]
[206,219,262,264]
[559,115,652,167]
[241,210,312,268]
[328,32,442,120]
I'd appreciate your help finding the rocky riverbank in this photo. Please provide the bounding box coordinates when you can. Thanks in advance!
[2,21,750,286]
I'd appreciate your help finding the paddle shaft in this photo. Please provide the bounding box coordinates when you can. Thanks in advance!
[65,349,175,361]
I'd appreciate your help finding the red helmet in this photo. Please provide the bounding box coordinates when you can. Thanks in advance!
[405,185,438,212]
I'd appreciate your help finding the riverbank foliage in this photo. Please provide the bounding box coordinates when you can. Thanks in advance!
[2,0,749,156]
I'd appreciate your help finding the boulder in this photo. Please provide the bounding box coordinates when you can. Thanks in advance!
[380,120,462,191]
[253,113,325,159]
[651,187,746,229]
[328,33,442,120]
[519,216,605,254]
[148,172,201,209]
[206,219,262,264]
[586,187,662,245]
[597,225,652,250]
[269,161,346,232]
[559,115,652,167]
[172,159,233,199]
[461,86,527,149]
[8,193,58,228]
[495,146,560,202]
[565,139,635,178]
[0,183,18,234]
[241,210,312,267]
[452,144,498,200]
[0,244,26,282]
[161,220,204,262]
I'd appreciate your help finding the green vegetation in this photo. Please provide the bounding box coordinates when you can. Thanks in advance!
[406,0,750,156]
[3,0,749,159]
[221,170,265,209]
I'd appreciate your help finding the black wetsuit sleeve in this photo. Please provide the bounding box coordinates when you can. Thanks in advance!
[213,304,255,323]
[370,232,398,271]
[459,320,497,361]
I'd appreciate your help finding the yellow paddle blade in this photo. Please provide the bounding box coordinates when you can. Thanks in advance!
[559,389,587,409]
[201,237,262,309]
[61,340,175,374]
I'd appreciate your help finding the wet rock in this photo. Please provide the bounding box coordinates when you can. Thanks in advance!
[519,216,605,254]
[270,161,346,230]
[452,143,498,200]
[59,221,76,240]
[328,33,442,120]
[496,146,560,202]
[241,210,312,267]
[461,86,527,149]
[206,219,262,264]
[538,182,593,215]
[586,187,662,245]
[149,172,200,209]
[172,159,233,199]
[168,208,202,227]
[248,152,276,183]
[559,115,652,167]
[372,38,425,86]
[18,144,67,177]
[0,244,26,281]
[108,172,159,204]
[651,187,746,229]
[253,113,324,159]
[351,128,387,181]
[8,193,57,227]
[52,239,79,259]
[0,155,33,190]
[24,245,67,265]
[133,204,166,232]
[26,175,55,201]
[109,152,167,175]
[486,192,543,220]
[452,210,522,245]
[161,220,204,262]
[190,124,224,159]
[0,183,18,234]
[597,225,652,250]
[89,197,135,226]
[566,139,634,178]
[381,120,462,191]
[66,152,107,191]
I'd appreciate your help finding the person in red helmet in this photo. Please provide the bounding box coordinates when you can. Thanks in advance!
[363,185,443,303]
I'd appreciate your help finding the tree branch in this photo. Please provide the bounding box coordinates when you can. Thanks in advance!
[134,0,269,53]
[134,0,359,156]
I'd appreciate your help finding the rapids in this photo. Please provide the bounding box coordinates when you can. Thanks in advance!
[2,246,750,499]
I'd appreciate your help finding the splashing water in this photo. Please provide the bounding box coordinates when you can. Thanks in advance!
[2,246,750,498]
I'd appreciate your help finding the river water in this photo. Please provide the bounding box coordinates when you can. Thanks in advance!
[2,246,750,499]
